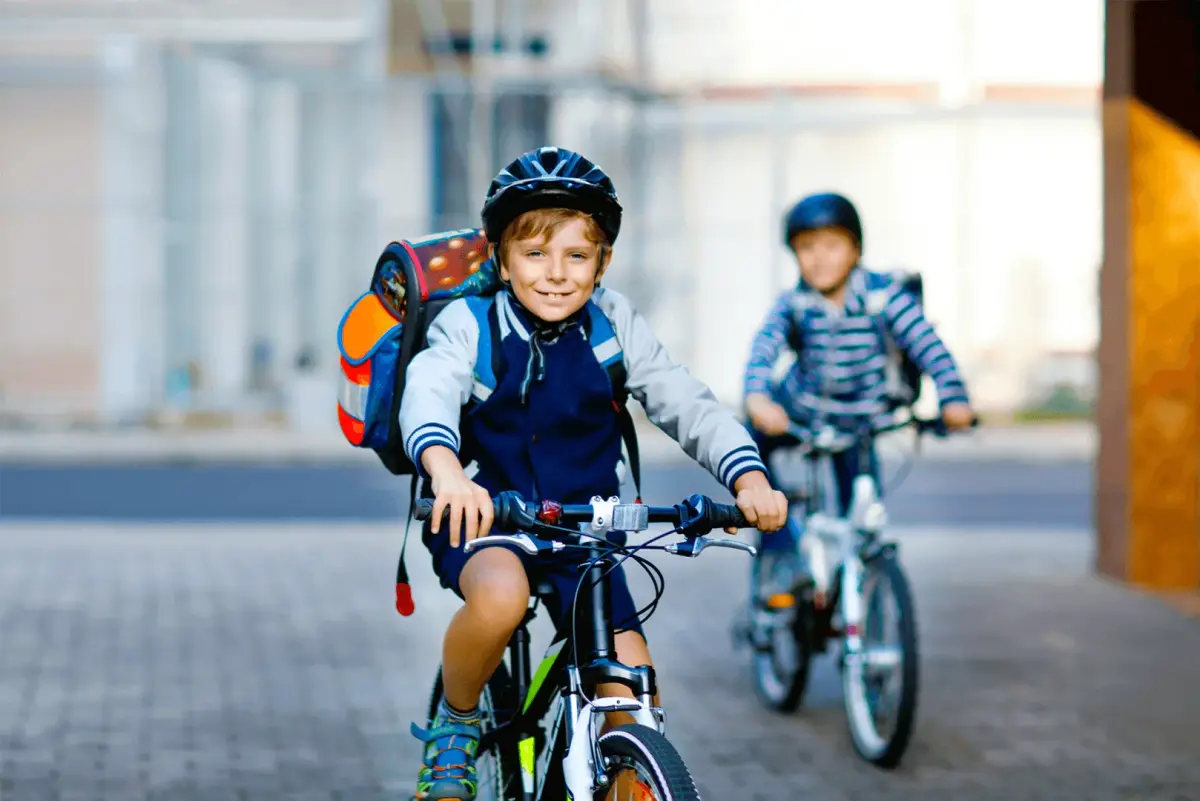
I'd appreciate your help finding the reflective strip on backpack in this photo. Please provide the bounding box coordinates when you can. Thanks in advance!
[339,373,370,421]
[338,404,366,445]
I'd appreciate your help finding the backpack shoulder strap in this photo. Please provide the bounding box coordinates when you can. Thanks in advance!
[465,295,504,404]
[584,301,642,500]
[585,302,624,375]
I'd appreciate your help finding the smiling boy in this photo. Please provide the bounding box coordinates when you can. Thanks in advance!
[399,146,788,800]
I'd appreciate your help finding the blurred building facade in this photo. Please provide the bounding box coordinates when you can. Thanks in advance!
[0,0,1102,428]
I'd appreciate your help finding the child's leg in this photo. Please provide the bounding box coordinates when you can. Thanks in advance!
[415,535,530,801]
[833,443,882,516]
[445,548,531,708]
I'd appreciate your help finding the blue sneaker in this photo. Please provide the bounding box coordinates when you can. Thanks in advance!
[412,701,481,801]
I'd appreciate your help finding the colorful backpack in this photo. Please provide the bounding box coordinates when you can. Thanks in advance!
[335,227,643,616]
[337,228,504,475]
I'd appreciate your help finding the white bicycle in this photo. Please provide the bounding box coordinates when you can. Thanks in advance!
[734,414,975,768]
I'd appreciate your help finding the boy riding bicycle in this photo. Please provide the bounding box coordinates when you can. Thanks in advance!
[743,192,975,595]
[400,146,788,801]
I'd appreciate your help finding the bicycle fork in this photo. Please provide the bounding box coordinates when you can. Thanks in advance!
[561,665,660,801]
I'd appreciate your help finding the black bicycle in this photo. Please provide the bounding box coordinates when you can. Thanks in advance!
[414,490,755,801]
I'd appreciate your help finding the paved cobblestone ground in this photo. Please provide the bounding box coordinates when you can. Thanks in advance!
[2,523,1198,801]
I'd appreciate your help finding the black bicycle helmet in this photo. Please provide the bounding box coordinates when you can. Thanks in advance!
[480,146,623,245]
[782,192,863,251]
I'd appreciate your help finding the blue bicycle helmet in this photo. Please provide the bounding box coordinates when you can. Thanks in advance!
[782,192,862,251]
[480,146,623,245]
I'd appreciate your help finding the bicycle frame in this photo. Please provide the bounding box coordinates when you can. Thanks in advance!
[792,426,894,643]
[484,536,664,801]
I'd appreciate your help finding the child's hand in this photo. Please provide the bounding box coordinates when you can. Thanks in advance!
[746,393,791,436]
[730,471,789,534]
[941,402,975,431]
[422,446,494,547]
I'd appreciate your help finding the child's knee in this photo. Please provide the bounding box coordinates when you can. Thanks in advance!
[460,548,531,628]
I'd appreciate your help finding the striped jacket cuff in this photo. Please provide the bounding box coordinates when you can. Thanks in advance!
[717,445,768,492]
[744,377,772,397]
[405,423,460,478]
[934,381,971,408]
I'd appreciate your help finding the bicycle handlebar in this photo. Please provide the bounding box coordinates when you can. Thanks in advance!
[413,491,750,539]
[782,414,980,454]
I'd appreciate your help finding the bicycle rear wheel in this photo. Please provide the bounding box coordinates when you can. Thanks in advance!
[427,663,522,801]
[595,724,700,801]
[842,552,919,769]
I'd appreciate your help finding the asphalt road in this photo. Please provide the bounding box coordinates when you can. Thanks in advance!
[0,457,1090,528]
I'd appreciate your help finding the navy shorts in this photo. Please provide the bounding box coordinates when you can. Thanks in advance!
[422,521,646,639]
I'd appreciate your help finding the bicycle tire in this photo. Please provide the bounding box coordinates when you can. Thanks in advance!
[595,724,700,801]
[842,553,919,769]
[427,663,523,801]
[750,556,815,713]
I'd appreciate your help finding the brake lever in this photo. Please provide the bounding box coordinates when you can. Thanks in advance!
[665,537,758,558]
[462,533,564,555]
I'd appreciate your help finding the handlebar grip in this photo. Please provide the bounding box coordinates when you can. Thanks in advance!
[708,502,750,531]
[915,415,981,437]
[410,494,527,530]
[413,499,436,520]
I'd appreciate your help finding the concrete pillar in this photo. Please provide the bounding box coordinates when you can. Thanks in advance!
[196,56,251,407]
[100,36,166,423]
[1097,0,1200,589]
[161,47,204,409]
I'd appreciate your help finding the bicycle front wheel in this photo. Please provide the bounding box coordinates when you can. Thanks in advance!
[595,724,700,801]
[842,552,919,769]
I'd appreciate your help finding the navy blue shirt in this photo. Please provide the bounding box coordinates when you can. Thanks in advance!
[459,299,623,504]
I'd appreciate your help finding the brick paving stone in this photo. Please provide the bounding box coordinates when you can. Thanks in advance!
[1,523,1198,801]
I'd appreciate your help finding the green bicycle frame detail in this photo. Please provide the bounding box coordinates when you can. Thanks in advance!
[516,638,569,798]
[493,631,575,801]
[524,640,567,713]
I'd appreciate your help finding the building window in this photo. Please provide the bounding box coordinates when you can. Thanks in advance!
[426,34,550,231]
[429,90,551,232]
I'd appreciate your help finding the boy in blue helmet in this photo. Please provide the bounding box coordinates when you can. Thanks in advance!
[402,146,789,801]
[743,191,974,592]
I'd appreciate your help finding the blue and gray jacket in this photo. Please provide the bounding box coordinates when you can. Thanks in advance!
[401,287,767,503]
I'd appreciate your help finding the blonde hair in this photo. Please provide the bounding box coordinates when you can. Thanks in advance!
[499,208,609,264]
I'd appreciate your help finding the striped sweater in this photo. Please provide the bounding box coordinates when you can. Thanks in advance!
[744,267,970,428]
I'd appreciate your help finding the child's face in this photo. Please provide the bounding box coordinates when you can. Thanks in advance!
[500,217,610,322]
[790,227,860,294]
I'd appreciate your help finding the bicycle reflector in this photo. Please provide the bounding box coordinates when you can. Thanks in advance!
[537,500,563,526]
[766,592,796,610]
